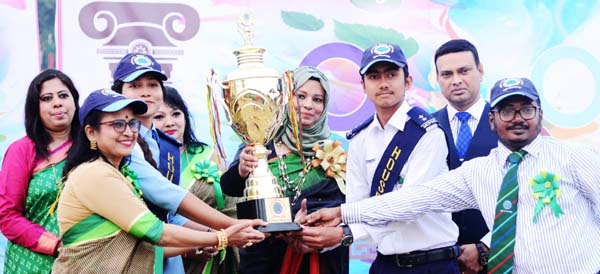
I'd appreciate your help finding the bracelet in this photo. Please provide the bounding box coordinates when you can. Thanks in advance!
[216,229,228,251]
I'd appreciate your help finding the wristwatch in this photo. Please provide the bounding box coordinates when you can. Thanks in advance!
[340,224,353,247]
[476,242,489,266]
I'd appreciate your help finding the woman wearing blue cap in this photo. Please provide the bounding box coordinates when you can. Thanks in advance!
[52,89,258,274]
[110,52,266,274]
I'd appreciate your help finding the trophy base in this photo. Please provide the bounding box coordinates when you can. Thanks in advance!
[237,197,301,232]
[257,222,301,233]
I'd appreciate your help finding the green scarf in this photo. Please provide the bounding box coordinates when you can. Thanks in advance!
[274,66,331,157]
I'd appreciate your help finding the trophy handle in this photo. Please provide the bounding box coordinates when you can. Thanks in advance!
[206,69,233,126]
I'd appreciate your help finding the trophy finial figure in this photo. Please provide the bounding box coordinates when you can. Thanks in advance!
[237,12,255,47]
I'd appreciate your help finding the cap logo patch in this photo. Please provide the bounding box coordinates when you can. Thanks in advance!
[372,43,394,55]
[100,88,123,98]
[130,54,153,67]
[500,78,523,89]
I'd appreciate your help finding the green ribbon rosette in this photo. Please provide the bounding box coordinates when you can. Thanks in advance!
[529,169,564,223]
[121,165,144,198]
[190,159,225,210]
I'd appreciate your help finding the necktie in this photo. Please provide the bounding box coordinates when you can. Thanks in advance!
[455,112,472,160]
[488,150,527,274]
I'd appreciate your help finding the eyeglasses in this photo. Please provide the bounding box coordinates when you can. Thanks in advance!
[491,106,538,122]
[98,119,141,133]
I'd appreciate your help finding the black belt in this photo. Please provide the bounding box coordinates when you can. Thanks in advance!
[377,244,461,268]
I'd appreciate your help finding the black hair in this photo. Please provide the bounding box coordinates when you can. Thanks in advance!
[163,86,207,153]
[434,39,480,73]
[361,63,410,82]
[25,69,80,160]
[63,110,106,178]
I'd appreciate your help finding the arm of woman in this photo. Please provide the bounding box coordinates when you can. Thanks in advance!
[220,145,255,197]
[0,139,60,255]
[72,162,266,248]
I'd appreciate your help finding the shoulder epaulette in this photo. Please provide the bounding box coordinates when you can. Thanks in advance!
[407,107,438,129]
[346,116,374,140]
[156,129,182,147]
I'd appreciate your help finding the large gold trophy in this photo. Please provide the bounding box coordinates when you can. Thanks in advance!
[207,13,300,232]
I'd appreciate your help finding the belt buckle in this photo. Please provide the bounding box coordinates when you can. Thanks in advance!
[395,254,414,268]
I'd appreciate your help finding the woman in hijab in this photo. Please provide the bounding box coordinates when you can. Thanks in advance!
[221,66,348,274]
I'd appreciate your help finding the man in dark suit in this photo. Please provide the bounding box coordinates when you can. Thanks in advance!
[432,39,497,274]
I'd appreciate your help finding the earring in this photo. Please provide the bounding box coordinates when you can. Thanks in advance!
[90,140,97,150]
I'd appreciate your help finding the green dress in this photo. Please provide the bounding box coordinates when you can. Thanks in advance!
[181,144,241,274]
[4,161,64,274]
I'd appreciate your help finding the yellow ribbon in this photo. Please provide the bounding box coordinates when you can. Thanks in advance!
[311,140,347,194]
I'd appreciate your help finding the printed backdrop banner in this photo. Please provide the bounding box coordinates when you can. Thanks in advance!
[0,0,40,162]
[1,0,600,272]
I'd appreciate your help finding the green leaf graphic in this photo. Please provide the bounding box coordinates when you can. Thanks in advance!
[281,11,324,31]
[334,21,419,57]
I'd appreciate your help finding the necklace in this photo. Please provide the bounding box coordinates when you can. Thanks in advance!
[48,164,65,215]
[275,142,313,206]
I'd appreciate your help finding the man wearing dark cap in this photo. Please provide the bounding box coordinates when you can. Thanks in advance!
[432,39,497,274]
[300,42,461,273]
[303,77,600,274]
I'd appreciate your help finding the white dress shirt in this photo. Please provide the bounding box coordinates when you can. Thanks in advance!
[343,135,600,274]
[345,102,457,255]
[446,98,486,145]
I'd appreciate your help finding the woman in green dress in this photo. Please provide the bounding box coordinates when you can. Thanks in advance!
[154,86,242,274]
[220,66,349,274]
[0,69,80,274]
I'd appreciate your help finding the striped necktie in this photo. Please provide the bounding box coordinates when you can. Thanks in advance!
[488,150,527,274]
[455,112,472,160]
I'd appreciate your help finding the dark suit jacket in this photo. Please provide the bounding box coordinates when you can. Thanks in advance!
[433,102,498,245]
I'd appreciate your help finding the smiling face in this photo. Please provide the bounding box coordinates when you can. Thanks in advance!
[86,108,138,166]
[120,74,163,120]
[293,79,325,128]
[154,103,185,142]
[361,62,412,113]
[38,78,77,133]
[436,51,484,111]
[489,96,543,151]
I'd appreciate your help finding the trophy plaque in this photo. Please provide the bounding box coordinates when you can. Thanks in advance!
[208,13,300,232]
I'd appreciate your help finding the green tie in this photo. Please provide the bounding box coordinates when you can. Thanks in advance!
[488,150,527,274]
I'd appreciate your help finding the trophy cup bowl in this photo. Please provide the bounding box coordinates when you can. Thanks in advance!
[212,14,301,233]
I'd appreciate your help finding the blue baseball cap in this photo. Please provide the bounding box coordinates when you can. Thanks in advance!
[113,53,167,82]
[360,42,407,75]
[79,89,147,125]
[490,77,539,108]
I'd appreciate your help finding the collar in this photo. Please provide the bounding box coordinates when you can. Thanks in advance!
[447,98,487,121]
[371,102,411,132]
[139,124,156,140]
[496,134,542,165]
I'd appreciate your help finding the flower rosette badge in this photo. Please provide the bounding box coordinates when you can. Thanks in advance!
[311,140,347,194]
[529,169,564,223]
[191,159,225,210]
[121,165,143,198]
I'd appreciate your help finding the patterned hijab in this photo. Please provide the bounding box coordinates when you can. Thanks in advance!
[274,66,331,158]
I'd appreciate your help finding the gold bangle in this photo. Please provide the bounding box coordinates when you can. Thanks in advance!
[216,229,228,251]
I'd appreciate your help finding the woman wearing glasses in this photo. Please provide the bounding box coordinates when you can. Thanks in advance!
[0,69,79,274]
[52,89,260,273]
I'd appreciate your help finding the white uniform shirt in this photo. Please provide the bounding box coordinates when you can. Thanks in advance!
[345,102,457,255]
[343,135,600,273]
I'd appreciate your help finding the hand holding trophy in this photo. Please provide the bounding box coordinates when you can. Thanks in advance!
[206,13,301,233]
